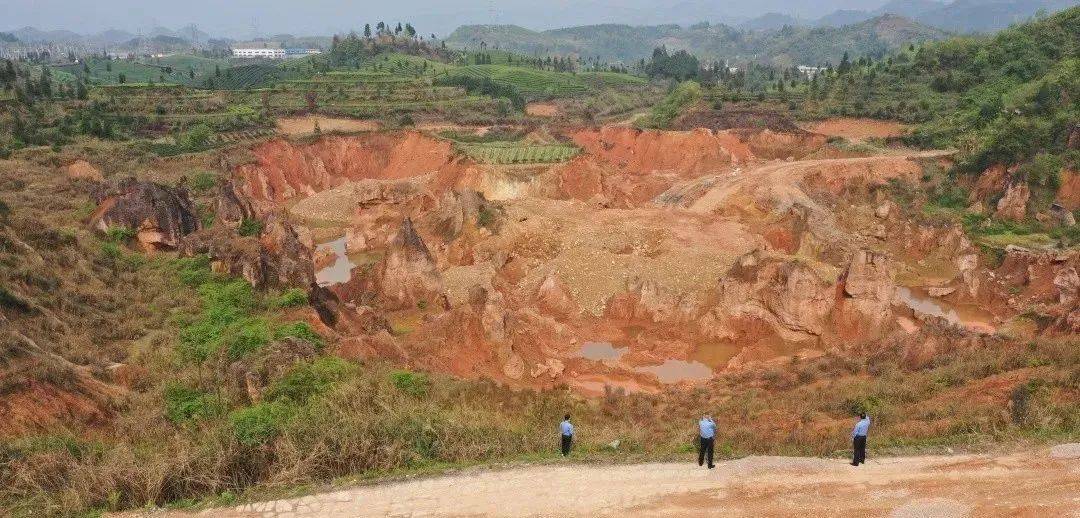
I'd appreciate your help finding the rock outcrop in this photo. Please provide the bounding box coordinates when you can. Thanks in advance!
[181,212,315,290]
[368,218,446,310]
[995,181,1030,221]
[89,178,200,251]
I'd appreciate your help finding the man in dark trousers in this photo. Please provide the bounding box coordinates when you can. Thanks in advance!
[560,414,574,456]
[851,413,871,466]
[698,414,717,469]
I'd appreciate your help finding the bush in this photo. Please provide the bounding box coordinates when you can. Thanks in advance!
[174,255,213,287]
[640,81,701,129]
[163,384,225,424]
[269,288,308,308]
[264,357,353,404]
[230,402,292,447]
[105,225,136,243]
[238,218,263,237]
[390,370,429,397]
[273,321,323,347]
[190,171,218,193]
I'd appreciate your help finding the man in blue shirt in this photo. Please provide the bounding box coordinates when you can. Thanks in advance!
[560,414,574,456]
[698,415,717,469]
[851,413,871,466]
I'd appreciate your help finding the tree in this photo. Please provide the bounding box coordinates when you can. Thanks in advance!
[304,90,318,112]
[364,23,371,38]
[395,22,402,35]
[117,73,126,84]
[75,80,87,100]
[838,52,851,74]
[404,23,416,38]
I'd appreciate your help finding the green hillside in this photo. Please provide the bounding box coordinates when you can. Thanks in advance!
[446,15,949,67]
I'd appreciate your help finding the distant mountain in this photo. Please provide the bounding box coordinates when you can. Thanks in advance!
[810,0,1076,32]
[814,9,876,27]
[915,0,1079,32]
[874,0,947,18]
[0,32,18,43]
[447,14,949,67]
[739,13,806,31]
[9,27,83,43]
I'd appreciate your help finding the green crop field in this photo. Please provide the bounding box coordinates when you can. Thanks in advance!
[457,142,580,164]
[55,55,234,86]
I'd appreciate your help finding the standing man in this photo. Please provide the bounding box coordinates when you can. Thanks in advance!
[851,412,871,466]
[560,414,574,457]
[698,414,717,469]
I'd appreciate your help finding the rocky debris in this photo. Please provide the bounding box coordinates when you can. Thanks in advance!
[367,217,446,310]
[994,181,1030,221]
[66,160,103,181]
[874,201,895,219]
[927,286,956,297]
[535,273,579,318]
[844,249,895,302]
[1048,203,1076,226]
[502,353,526,380]
[89,177,200,251]
[529,358,566,379]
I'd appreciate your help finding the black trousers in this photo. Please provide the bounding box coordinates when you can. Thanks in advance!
[698,436,715,467]
[852,435,867,465]
[561,434,573,456]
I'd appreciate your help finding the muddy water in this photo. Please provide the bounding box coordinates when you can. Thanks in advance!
[636,360,713,384]
[689,342,743,369]
[896,287,995,333]
[579,341,628,361]
[315,237,355,286]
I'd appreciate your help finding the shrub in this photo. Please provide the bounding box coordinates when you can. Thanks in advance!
[230,402,292,447]
[174,255,213,287]
[163,384,225,424]
[0,198,9,220]
[390,370,429,397]
[274,321,323,347]
[222,317,273,359]
[180,124,213,151]
[0,285,31,311]
[190,171,218,193]
[264,357,353,403]
[269,288,308,308]
[238,218,263,237]
[105,225,136,243]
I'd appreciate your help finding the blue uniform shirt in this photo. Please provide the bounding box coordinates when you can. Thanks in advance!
[699,418,716,439]
[852,417,871,438]
[560,420,574,436]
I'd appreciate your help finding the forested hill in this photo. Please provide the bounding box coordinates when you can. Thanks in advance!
[446,15,949,66]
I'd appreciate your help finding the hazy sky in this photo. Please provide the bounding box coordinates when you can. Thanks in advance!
[5,0,896,36]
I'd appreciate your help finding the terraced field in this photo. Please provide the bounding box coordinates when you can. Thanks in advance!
[448,65,646,98]
[456,141,580,164]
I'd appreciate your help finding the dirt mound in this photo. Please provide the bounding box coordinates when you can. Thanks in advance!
[568,126,753,175]
[276,116,380,136]
[236,133,471,203]
[66,160,104,181]
[525,103,561,117]
[804,117,909,141]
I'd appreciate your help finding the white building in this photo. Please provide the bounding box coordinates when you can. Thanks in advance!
[232,47,321,59]
[232,48,285,59]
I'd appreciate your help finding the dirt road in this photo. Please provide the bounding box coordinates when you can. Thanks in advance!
[150,444,1079,517]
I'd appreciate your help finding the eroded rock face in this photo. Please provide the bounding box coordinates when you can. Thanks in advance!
[995,181,1030,221]
[369,218,445,310]
[89,178,200,251]
[181,212,315,290]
